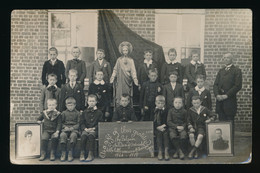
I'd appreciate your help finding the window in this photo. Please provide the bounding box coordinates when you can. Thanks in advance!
[48,10,98,66]
[155,9,205,65]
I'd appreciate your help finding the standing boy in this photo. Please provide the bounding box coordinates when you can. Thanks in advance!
[163,71,185,109]
[66,46,86,84]
[60,69,85,112]
[185,50,206,89]
[80,94,103,162]
[186,74,212,110]
[187,96,215,159]
[37,98,61,161]
[137,49,158,88]
[139,68,163,121]
[41,47,66,88]
[160,48,183,85]
[151,95,169,161]
[112,94,137,122]
[59,97,80,162]
[88,70,111,121]
[40,74,61,112]
[89,49,112,84]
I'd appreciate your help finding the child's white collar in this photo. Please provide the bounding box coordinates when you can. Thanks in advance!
[144,59,153,64]
[195,86,205,92]
[88,106,97,110]
[94,80,105,85]
[155,107,165,110]
[167,59,178,64]
[191,60,201,65]
[47,84,57,89]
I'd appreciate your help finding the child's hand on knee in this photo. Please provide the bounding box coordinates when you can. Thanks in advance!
[190,128,195,133]
[177,126,184,132]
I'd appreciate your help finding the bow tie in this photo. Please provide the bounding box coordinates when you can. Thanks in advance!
[73,59,80,63]
[47,86,56,91]
[46,110,55,115]
[155,108,163,113]
[87,107,95,112]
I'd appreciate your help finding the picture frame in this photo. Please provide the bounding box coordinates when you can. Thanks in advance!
[15,123,42,159]
[206,121,234,157]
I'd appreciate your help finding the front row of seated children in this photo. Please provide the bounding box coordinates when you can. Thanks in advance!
[37,92,215,162]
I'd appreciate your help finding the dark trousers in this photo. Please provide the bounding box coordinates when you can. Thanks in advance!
[169,129,187,151]
[155,130,169,150]
[60,131,78,151]
[41,131,59,152]
[80,131,95,152]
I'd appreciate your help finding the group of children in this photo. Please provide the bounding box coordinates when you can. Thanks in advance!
[37,45,216,162]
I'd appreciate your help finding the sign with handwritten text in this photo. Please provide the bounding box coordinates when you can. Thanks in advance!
[98,122,154,158]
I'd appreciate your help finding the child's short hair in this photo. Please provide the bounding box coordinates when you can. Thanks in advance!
[148,68,158,75]
[173,96,183,103]
[168,48,177,55]
[96,49,105,54]
[72,46,81,53]
[168,71,178,77]
[144,49,153,55]
[49,47,58,54]
[155,95,165,102]
[191,95,201,101]
[65,97,76,105]
[47,98,57,104]
[191,50,200,56]
[196,74,205,81]
[95,70,104,75]
[24,130,32,137]
[121,93,130,101]
[47,73,57,80]
[88,94,97,101]
[69,69,78,76]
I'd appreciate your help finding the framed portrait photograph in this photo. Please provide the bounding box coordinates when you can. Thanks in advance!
[206,121,234,157]
[15,123,41,159]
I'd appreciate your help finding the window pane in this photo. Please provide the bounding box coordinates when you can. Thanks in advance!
[157,14,177,31]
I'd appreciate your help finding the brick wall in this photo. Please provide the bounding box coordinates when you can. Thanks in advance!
[204,9,252,132]
[10,10,49,132]
[10,9,252,132]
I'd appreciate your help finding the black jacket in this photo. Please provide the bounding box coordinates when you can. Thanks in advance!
[112,105,137,122]
[186,88,212,110]
[37,110,62,132]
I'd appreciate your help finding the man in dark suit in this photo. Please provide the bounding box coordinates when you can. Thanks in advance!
[213,53,242,121]
[213,128,229,150]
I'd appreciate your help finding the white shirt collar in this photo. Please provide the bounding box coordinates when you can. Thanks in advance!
[47,84,57,89]
[94,80,105,85]
[98,59,103,64]
[191,60,201,65]
[170,82,176,90]
[70,81,76,87]
[167,59,178,65]
[46,108,58,112]
[88,106,97,110]
[195,106,202,115]
[226,64,233,68]
[155,107,165,110]
[195,86,205,95]
[144,59,153,65]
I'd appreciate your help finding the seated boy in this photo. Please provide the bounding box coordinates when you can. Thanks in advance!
[137,49,158,88]
[140,68,163,121]
[187,96,215,159]
[60,69,85,112]
[151,95,169,161]
[41,47,66,88]
[65,46,86,84]
[40,73,61,112]
[163,71,185,109]
[160,48,183,85]
[186,74,212,110]
[79,94,103,162]
[167,97,187,160]
[60,97,80,162]
[112,94,137,122]
[37,98,61,161]
[89,49,112,84]
[185,50,206,90]
[88,70,111,121]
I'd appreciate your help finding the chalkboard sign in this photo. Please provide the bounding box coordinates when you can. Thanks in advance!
[98,121,154,158]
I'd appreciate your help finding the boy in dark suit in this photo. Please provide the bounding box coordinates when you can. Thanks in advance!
[112,94,137,122]
[89,49,112,84]
[160,48,183,85]
[88,70,111,121]
[60,69,85,112]
[187,96,215,159]
[185,50,206,90]
[59,97,80,162]
[37,98,61,161]
[167,97,187,160]
[79,94,103,162]
[137,49,158,89]
[186,74,212,110]
[140,68,163,121]
[41,47,66,88]
[163,71,185,109]
[40,74,61,112]
[65,46,86,85]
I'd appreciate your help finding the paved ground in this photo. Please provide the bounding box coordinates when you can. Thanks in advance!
[9,131,252,165]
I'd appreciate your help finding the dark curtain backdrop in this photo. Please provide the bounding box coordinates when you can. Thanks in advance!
[98,10,166,78]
